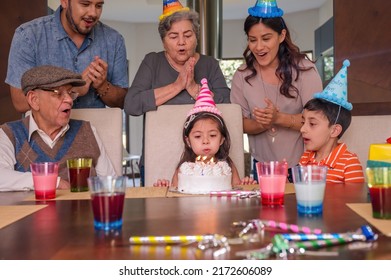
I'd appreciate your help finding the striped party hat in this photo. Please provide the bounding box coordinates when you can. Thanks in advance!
[187,78,222,117]
[159,0,189,21]
[248,0,284,18]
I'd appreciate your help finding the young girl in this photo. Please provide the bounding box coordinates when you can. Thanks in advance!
[154,79,255,187]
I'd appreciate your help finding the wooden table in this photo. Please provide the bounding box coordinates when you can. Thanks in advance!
[0,183,390,260]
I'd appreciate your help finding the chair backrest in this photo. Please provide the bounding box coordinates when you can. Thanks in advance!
[144,104,245,186]
[340,115,391,168]
[70,108,123,176]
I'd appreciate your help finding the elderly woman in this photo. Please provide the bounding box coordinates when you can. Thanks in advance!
[124,3,230,185]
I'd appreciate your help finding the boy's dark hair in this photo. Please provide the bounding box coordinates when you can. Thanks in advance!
[177,112,233,168]
[304,98,351,139]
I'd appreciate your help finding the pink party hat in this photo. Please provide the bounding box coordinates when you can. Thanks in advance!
[159,0,189,21]
[248,0,284,18]
[187,78,222,117]
[314,59,352,110]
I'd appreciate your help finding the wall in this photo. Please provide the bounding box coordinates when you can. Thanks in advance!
[334,0,391,116]
[0,1,47,124]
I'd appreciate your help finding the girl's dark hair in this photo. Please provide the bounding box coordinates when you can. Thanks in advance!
[177,112,234,168]
[304,98,352,139]
[241,16,314,98]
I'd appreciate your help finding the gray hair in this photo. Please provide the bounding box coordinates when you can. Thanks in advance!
[158,10,200,41]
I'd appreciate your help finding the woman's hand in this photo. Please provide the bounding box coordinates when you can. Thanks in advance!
[253,107,272,129]
[252,98,279,128]
[184,57,200,99]
[153,179,170,187]
[264,98,279,124]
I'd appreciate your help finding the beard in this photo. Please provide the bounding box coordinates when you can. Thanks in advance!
[66,0,96,35]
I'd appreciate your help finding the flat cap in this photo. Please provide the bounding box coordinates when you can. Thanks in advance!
[21,65,86,94]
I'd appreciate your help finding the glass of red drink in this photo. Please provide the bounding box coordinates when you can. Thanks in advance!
[67,158,92,192]
[256,161,288,206]
[366,167,391,219]
[88,176,127,231]
[30,162,59,200]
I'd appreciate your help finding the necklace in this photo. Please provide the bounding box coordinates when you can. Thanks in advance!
[259,70,279,143]
[165,51,181,72]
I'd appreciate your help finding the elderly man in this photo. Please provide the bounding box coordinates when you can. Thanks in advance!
[0,65,116,191]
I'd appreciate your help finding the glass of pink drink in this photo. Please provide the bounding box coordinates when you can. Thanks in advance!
[256,161,288,206]
[30,162,59,200]
[88,176,127,231]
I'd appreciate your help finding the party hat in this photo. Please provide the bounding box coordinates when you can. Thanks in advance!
[314,59,352,110]
[248,0,284,18]
[159,0,189,21]
[187,78,222,117]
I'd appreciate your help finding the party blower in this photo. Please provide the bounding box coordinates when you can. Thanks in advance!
[237,225,378,260]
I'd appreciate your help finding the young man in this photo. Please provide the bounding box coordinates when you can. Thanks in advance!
[0,65,116,192]
[5,0,128,113]
[299,60,364,183]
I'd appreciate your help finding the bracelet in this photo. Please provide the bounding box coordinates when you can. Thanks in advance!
[192,85,200,100]
[289,115,295,129]
[97,81,110,97]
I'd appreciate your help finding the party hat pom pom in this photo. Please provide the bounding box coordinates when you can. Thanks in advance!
[343,59,350,67]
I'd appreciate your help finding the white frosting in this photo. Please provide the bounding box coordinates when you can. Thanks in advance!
[178,161,232,194]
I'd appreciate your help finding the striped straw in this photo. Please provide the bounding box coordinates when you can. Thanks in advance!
[210,190,259,197]
[129,234,216,244]
[281,233,347,241]
[255,219,322,234]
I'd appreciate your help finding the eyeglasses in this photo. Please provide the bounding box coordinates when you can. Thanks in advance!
[36,88,79,101]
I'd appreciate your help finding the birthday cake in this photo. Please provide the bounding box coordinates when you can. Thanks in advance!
[177,161,232,194]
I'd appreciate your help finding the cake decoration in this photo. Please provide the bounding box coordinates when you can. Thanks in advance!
[248,0,284,18]
[314,59,353,111]
[159,0,189,21]
[178,158,232,194]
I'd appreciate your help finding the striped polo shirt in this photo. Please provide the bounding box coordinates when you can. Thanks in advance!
[299,143,365,183]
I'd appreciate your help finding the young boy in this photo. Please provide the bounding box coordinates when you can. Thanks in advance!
[299,60,365,183]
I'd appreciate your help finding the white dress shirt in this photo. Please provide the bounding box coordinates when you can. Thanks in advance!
[0,116,116,191]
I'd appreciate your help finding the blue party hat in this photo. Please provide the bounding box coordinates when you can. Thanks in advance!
[314,59,352,111]
[248,0,284,18]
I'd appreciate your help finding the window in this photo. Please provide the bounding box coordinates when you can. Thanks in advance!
[219,58,244,88]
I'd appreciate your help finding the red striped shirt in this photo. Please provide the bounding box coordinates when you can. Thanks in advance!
[299,143,365,183]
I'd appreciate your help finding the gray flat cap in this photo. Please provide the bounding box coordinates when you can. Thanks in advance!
[21,65,86,94]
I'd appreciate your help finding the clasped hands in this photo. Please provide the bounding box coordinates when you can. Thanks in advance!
[175,56,203,98]
[252,98,279,129]
[77,56,109,97]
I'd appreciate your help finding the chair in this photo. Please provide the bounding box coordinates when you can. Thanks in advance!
[70,108,123,176]
[144,104,245,187]
[122,146,140,187]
